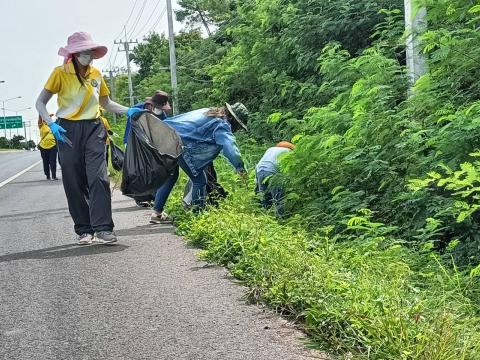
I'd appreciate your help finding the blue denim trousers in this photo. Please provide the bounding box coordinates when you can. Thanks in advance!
[255,169,285,217]
[153,166,179,212]
[154,156,207,212]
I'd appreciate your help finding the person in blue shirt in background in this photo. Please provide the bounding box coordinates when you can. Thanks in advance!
[124,91,170,145]
[124,90,173,208]
[148,102,249,222]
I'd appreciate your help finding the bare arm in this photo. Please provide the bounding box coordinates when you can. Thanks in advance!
[99,96,128,115]
[35,89,54,125]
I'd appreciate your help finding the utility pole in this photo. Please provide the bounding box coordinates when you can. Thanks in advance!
[166,0,179,115]
[115,28,138,107]
[404,0,428,88]
[1,96,21,138]
[109,69,117,124]
[103,67,120,124]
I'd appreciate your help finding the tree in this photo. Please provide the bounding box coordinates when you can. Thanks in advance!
[11,135,25,149]
[175,0,237,35]
[129,30,220,112]
[0,137,10,149]
[130,33,170,82]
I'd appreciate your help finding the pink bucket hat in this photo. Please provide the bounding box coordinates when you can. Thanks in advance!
[58,32,108,63]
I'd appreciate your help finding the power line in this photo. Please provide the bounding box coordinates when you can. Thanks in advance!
[127,0,148,39]
[111,46,120,68]
[181,72,213,83]
[145,5,167,35]
[107,0,141,66]
[132,0,164,39]
[177,52,217,67]
[116,0,140,40]
[115,31,139,106]
[178,64,212,72]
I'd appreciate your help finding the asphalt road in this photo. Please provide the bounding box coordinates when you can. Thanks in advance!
[0,150,41,184]
[0,152,325,360]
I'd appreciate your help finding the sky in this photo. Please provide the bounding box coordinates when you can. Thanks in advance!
[0,0,182,142]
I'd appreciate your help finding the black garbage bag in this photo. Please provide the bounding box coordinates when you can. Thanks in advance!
[121,111,183,197]
[110,142,125,171]
[183,162,228,208]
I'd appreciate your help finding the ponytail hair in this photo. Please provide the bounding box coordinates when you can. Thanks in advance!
[71,56,85,87]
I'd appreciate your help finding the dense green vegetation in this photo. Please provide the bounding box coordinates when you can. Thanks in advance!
[0,135,36,150]
[111,0,480,358]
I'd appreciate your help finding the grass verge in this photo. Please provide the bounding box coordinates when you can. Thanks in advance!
[165,158,480,360]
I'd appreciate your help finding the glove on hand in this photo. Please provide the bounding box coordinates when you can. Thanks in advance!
[127,107,142,118]
[48,122,67,143]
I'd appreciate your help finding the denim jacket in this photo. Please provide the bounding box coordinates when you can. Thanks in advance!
[164,108,244,176]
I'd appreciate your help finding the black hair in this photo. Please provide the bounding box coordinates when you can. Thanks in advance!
[71,56,85,87]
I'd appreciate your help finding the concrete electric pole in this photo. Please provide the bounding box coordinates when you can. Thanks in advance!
[103,67,120,124]
[166,0,179,115]
[404,0,428,87]
[115,28,138,107]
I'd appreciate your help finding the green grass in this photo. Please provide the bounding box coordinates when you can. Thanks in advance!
[110,127,480,358]
[164,155,480,360]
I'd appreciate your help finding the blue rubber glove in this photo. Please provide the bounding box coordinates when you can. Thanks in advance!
[127,107,142,118]
[48,122,67,143]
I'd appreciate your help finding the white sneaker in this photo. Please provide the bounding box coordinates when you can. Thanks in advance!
[149,211,172,224]
[77,233,93,245]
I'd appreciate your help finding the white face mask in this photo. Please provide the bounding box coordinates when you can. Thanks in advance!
[153,108,163,116]
[77,53,93,66]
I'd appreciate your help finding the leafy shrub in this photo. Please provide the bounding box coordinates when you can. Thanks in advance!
[168,163,480,359]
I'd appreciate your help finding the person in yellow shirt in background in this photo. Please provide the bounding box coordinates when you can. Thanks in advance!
[35,32,129,246]
[37,115,58,180]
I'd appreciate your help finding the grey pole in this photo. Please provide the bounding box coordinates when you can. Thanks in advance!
[125,27,134,107]
[1,96,22,138]
[13,107,31,138]
[109,69,117,124]
[166,0,179,115]
[2,100,5,138]
[404,0,428,87]
[115,29,138,107]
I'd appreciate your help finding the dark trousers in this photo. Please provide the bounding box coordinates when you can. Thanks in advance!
[105,143,110,167]
[255,170,285,217]
[58,119,113,235]
[178,157,207,211]
[39,146,57,179]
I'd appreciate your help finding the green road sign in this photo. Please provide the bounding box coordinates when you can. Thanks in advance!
[0,116,23,129]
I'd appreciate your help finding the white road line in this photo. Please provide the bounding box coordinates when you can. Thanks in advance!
[0,160,42,189]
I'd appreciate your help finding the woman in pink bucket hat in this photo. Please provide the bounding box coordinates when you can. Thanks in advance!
[35,31,129,246]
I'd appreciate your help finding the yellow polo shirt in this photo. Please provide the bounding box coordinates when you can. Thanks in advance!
[44,61,110,120]
[38,123,56,149]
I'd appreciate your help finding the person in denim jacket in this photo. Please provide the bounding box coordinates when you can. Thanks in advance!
[150,102,249,220]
